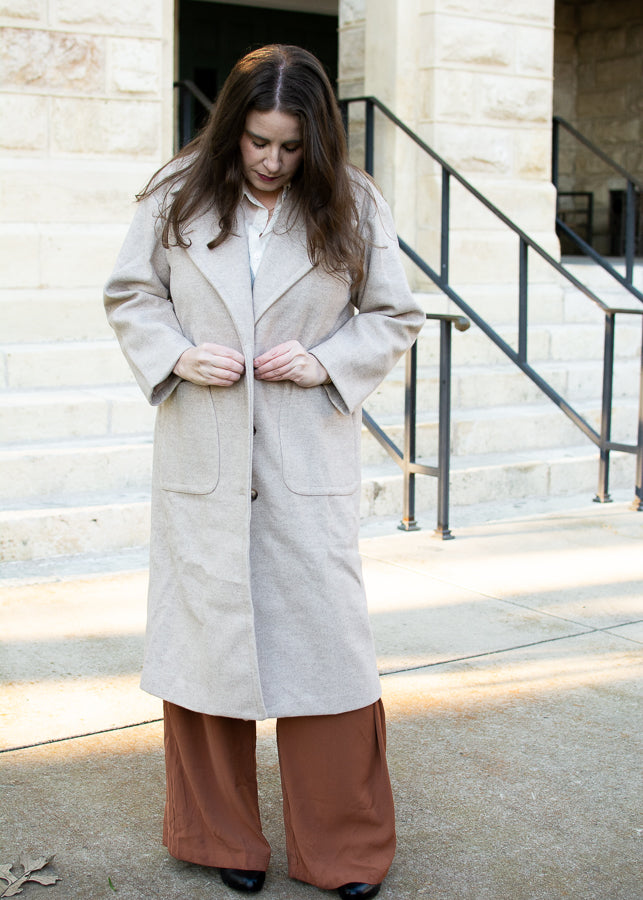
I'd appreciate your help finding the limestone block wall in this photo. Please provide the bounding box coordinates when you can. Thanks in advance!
[338,0,366,99]
[415,0,557,288]
[339,0,559,290]
[553,0,643,255]
[0,0,174,295]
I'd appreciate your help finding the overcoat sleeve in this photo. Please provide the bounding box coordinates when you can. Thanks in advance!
[104,191,194,406]
[309,181,425,415]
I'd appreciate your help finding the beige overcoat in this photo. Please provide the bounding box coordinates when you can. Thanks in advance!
[104,172,424,720]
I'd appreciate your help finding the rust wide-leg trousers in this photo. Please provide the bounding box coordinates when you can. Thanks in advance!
[162,699,396,890]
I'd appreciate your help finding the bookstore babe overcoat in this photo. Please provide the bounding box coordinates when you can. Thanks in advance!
[104,174,424,720]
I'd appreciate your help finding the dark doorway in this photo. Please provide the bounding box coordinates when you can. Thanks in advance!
[177,0,339,143]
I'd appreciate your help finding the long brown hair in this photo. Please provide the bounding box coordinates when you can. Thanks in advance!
[139,44,368,286]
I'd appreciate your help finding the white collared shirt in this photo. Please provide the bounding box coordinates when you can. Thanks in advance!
[241,185,289,286]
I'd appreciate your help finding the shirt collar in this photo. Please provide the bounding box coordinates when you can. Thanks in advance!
[242,183,291,210]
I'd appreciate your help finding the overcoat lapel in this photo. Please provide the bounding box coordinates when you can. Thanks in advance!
[182,201,314,335]
[253,211,313,324]
[183,210,256,352]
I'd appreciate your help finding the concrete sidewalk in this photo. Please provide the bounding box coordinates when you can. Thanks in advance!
[1,494,641,899]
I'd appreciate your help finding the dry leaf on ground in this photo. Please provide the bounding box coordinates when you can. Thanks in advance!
[0,855,59,897]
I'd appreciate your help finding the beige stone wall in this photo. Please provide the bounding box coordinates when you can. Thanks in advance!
[2,0,563,297]
[553,0,643,254]
[338,0,366,99]
[340,0,559,289]
[0,0,174,292]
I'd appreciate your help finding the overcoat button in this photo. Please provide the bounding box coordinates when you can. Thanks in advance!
[250,488,258,501]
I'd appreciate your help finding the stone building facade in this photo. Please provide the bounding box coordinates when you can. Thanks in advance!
[2,0,640,303]
[1,0,641,561]
[0,0,174,305]
[340,0,559,290]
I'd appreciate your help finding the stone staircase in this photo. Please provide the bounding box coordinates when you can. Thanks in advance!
[1,260,641,567]
[0,287,154,564]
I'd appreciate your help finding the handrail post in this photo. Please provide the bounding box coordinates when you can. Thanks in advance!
[173,80,214,150]
[435,318,454,539]
[552,117,559,190]
[625,179,636,285]
[595,312,615,503]
[587,191,594,247]
[441,169,450,285]
[632,318,643,511]
[339,99,349,137]
[364,99,375,177]
[398,341,420,531]
[181,86,192,149]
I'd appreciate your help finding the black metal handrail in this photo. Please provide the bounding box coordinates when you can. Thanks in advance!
[552,115,642,291]
[172,85,642,514]
[340,96,643,513]
[174,80,213,149]
[363,313,470,538]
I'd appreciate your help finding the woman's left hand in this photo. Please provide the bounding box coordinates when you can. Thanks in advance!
[253,341,329,387]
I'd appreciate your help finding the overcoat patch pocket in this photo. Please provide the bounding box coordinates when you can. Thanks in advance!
[156,381,220,494]
[280,383,360,495]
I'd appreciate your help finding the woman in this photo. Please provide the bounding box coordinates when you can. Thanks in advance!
[104,44,424,898]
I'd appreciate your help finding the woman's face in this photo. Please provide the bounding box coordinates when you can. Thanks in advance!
[239,108,303,205]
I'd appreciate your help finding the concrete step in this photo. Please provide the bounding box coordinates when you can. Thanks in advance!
[363,398,639,464]
[0,288,112,343]
[0,340,134,390]
[0,222,126,292]
[561,282,643,319]
[0,494,151,563]
[371,356,639,421]
[0,437,153,502]
[2,444,637,563]
[415,316,640,371]
[417,283,567,326]
[4,258,632,349]
[449,399,639,455]
[3,395,638,506]
[0,385,155,443]
[1,262,638,565]
[558,259,643,320]
[360,443,638,522]
[0,421,425,501]
[3,313,639,394]
[419,263,643,329]
[449,358,638,408]
[1,345,636,446]
[1,358,636,463]
[562,258,643,292]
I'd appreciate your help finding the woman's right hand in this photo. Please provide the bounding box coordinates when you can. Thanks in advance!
[173,343,246,386]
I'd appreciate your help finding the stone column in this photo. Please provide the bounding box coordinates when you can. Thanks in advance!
[340,0,559,288]
[338,0,366,99]
[339,0,422,283]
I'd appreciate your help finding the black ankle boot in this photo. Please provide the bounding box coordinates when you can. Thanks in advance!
[338,883,381,899]
[219,868,266,893]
